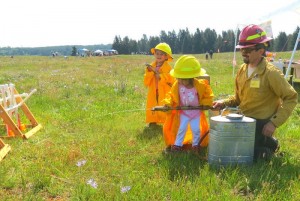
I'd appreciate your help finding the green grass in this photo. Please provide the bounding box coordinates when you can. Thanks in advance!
[0,53,299,200]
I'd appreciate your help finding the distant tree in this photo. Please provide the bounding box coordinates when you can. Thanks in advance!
[121,36,130,54]
[274,32,288,52]
[148,36,160,53]
[71,46,77,56]
[138,34,149,53]
[112,35,122,52]
[287,26,300,51]
[167,30,177,54]
[218,30,235,52]
[193,28,204,53]
[215,35,224,53]
[128,39,138,54]
[203,28,217,52]
[182,28,192,54]
[176,29,186,54]
[159,31,169,44]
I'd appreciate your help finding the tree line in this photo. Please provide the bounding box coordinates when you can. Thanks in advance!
[112,27,300,55]
[0,27,299,56]
[0,44,111,56]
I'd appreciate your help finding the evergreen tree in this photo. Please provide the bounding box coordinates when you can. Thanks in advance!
[137,34,149,53]
[215,35,224,53]
[176,29,186,54]
[193,28,204,53]
[121,36,130,54]
[274,32,288,52]
[159,31,169,44]
[167,30,177,54]
[182,28,192,54]
[148,36,160,53]
[287,27,300,51]
[71,46,77,56]
[112,36,122,53]
[128,39,138,54]
[203,28,217,52]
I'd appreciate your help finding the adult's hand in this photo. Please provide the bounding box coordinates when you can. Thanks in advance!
[262,121,276,137]
[212,100,225,110]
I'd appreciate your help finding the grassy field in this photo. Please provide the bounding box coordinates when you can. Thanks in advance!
[0,53,299,200]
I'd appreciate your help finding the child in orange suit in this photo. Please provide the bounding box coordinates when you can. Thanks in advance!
[144,43,174,127]
[163,55,214,152]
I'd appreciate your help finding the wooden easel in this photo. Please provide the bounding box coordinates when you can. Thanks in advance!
[0,84,42,139]
[0,138,11,162]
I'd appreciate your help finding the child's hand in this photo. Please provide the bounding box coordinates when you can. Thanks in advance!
[145,63,154,72]
[145,63,153,72]
[145,63,159,76]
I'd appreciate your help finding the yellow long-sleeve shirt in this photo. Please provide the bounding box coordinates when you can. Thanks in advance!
[224,57,298,127]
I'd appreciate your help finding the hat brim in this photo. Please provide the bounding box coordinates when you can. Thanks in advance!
[235,44,256,49]
[236,37,272,49]
[170,68,206,78]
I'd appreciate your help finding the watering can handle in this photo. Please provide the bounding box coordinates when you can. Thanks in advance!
[220,106,243,116]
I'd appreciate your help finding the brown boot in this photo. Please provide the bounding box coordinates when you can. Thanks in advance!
[191,145,200,155]
[171,145,182,152]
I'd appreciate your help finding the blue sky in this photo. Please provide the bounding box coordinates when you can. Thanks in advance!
[1,0,299,47]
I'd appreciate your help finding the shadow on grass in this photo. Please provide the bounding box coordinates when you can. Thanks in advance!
[208,153,300,198]
[158,148,208,182]
[137,124,163,141]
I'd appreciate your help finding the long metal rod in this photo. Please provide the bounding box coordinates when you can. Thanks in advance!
[285,28,300,79]
[151,105,216,111]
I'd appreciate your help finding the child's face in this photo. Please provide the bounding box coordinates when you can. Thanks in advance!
[154,50,168,64]
[178,78,193,87]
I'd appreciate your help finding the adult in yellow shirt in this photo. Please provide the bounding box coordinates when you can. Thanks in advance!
[213,24,298,161]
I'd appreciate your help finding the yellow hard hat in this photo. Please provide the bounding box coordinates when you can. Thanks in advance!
[150,43,173,61]
[170,55,206,78]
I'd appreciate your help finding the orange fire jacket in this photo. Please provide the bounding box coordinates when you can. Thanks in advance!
[144,61,174,124]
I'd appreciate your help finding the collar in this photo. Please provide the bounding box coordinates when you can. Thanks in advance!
[255,57,267,75]
[242,57,267,75]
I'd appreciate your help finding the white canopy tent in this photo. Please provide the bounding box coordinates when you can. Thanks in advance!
[94,49,103,56]
[94,49,103,53]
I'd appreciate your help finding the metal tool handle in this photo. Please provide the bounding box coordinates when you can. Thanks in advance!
[220,106,244,118]
[152,105,216,112]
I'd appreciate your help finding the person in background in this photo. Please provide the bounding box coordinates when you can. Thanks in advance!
[209,49,213,59]
[144,43,175,127]
[213,24,298,161]
[163,55,214,153]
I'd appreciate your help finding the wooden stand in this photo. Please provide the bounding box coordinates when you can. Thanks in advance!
[0,84,42,139]
[0,138,11,162]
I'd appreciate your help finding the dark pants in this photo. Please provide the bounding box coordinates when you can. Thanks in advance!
[254,119,279,152]
[252,119,279,161]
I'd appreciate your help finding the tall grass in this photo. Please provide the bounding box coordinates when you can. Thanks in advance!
[0,53,299,200]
